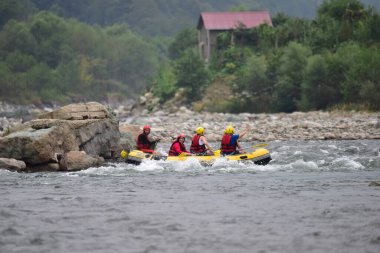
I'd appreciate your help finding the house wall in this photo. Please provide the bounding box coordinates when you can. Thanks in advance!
[209,30,220,60]
[198,26,227,63]
[198,26,209,63]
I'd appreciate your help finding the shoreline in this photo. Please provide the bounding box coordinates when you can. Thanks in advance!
[1,102,379,142]
[118,109,380,142]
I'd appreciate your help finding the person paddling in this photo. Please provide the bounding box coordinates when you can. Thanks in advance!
[168,134,191,156]
[190,127,214,155]
[220,125,249,155]
[136,125,161,154]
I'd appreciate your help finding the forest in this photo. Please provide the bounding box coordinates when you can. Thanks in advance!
[0,0,379,111]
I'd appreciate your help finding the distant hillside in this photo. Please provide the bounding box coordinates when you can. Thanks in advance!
[4,0,379,36]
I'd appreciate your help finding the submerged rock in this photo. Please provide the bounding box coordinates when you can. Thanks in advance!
[58,151,104,171]
[0,158,26,171]
[369,181,380,187]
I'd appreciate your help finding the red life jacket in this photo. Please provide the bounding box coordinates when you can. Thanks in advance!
[136,133,152,150]
[169,141,187,156]
[221,134,237,154]
[190,134,206,153]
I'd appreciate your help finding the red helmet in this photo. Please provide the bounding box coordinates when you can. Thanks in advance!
[143,125,151,131]
[177,134,186,140]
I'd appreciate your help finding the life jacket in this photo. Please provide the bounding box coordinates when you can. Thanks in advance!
[136,133,152,150]
[190,134,206,154]
[221,134,237,154]
[169,141,187,156]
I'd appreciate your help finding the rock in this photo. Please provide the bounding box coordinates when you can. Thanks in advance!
[38,102,110,120]
[59,151,104,171]
[119,124,140,141]
[0,158,26,171]
[0,118,119,163]
[0,123,77,164]
[0,102,120,171]
[369,181,380,187]
[68,108,380,144]
[27,163,61,172]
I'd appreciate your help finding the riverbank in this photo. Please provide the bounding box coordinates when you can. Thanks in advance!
[1,102,379,142]
[117,107,380,142]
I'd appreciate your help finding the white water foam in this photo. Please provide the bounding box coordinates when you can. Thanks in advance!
[65,163,133,177]
[331,157,365,170]
[285,159,319,171]
[320,149,329,154]
[134,160,166,172]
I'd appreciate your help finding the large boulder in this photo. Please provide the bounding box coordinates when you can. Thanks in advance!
[0,102,120,171]
[0,158,26,171]
[58,151,104,171]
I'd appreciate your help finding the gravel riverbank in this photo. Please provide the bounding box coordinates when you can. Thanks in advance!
[1,102,379,142]
[118,107,380,142]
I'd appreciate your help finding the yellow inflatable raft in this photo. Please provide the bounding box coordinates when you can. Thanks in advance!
[123,148,271,166]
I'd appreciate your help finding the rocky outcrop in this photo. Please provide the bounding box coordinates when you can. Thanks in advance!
[38,102,110,120]
[0,102,120,172]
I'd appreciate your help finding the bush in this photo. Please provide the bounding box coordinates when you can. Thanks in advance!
[174,48,210,101]
[274,42,311,112]
[152,63,177,101]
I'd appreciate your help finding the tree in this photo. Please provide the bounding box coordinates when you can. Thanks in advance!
[300,54,342,110]
[0,0,35,28]
[338,43,380,109]
[168,28,198,60]
[174,48,209,101]
[236,54,273,112]
[274,42,311,112]
[152,63,177,101]
[317,0,368,43]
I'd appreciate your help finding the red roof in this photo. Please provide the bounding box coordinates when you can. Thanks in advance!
[198,11,272,30]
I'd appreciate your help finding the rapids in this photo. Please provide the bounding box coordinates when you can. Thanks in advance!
[1,140,379,253]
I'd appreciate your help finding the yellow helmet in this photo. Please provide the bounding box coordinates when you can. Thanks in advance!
[196,127,205,135]
[225,125,234,134]
[120,150,127,159]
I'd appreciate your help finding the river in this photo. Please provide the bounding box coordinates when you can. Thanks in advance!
[1,140,380,253]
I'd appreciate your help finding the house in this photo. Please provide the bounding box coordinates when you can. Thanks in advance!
[197,11,272,63]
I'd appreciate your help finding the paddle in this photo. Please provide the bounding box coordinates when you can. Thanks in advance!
[244,143,268,149]
[214,143,268,156]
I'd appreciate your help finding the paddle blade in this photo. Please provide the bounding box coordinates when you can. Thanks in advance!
[120,150,127,158]
[213,150,221,156]
[252,143,268,148]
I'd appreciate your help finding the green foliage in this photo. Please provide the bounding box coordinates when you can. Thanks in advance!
[300,54,341,110]
[0,0,35,27]
[168,28,198,60]
[367,12,380,43]
[5,51,37,72]
[274,42,311,112]
[235,54,274,112]
[318,0,365,21]
[1,0,380,112]
[317,0,369,44]
[206,98,248,113]
[0,11,158,104]
[152,63,177,101]
[339,43,380,109]
[211,44,253,74]
[174,49,210,101]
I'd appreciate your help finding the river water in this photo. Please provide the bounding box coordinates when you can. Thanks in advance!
[1,140,380,253]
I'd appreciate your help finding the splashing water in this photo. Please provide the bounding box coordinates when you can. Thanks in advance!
[1,140,380,253]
